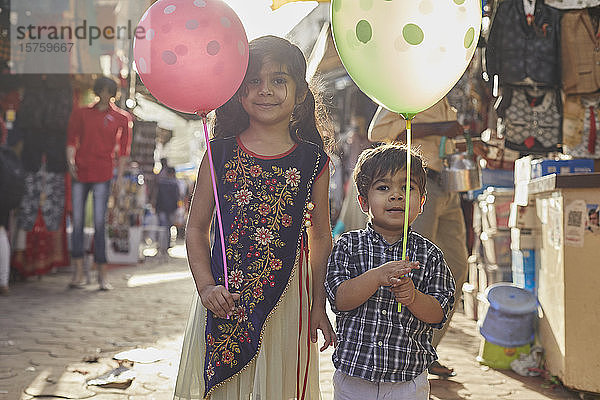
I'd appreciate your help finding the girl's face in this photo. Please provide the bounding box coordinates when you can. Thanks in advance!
[240,59,299,127]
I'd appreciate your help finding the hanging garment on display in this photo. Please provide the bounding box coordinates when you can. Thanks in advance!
[15,75,72,173]
[447,48,490,135]
[544,0,600,9]
[523,0,536,25]
[485,0,561,87]
[563,95,600,158]
[18,169,65,232]
[497,87,562,154]
[11,207,69,277]
[561,8,600,95]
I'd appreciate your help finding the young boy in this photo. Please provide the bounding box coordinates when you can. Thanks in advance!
[325,143,456,399]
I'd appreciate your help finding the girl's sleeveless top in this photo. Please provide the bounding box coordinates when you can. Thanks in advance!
[204,136,328,397]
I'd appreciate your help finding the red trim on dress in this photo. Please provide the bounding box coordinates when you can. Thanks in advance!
[236,136,298,160]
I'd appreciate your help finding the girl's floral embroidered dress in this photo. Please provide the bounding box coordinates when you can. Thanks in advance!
[174,136,328,399]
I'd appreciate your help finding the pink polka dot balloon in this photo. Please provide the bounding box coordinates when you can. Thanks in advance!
[133,0,249,114]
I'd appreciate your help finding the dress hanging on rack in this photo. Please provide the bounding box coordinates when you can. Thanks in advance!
[563,94,600,158]
[11,173,70,277]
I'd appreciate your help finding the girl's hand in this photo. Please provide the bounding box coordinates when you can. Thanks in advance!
[310,305,337,352]
[199,284,241,319]
[389,276,417,306]
[375,260,420,287]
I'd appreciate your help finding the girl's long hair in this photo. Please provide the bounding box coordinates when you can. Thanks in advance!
[213,35,330,149]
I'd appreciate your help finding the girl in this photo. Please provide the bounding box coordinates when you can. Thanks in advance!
[174,36,336,400]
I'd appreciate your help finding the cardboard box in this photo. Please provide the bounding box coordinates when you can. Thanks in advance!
[511,249,536,294]
[514,155,533,184]
[510,228,537,250]
[508,202,538,229]
[531,158,594,179]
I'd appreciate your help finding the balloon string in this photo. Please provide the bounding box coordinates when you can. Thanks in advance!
[201,115,229,293]
[399,118,412,313]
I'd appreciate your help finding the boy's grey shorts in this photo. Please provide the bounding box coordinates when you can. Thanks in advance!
[333,369,429,400]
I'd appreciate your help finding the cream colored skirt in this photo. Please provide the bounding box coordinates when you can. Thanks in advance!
[174,255,321,400]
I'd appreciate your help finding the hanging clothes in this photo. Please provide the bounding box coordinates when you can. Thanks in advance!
[561,8,600,95]
[544,0,600,9]
[11,176,70,278]
[485,0,561,87]
[18,168,65,232]
[496,86,562,154]
[447,47,490,135]
[563,95,600,158]
[15,75,72,173]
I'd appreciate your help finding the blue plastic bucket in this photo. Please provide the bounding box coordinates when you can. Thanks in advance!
[478,283,537,348]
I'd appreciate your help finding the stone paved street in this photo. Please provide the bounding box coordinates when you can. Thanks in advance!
[0,248,592,399]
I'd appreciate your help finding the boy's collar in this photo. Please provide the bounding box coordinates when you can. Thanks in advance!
[365,222,412,247]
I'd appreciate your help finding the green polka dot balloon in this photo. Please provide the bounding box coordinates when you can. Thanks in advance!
[331,0,481,117]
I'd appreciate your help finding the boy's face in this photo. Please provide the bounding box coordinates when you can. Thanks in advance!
[358,169,425,243]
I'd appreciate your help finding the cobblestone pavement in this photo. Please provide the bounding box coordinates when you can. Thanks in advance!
[0,250,592,400]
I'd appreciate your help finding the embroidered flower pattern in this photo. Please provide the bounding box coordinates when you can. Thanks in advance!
[234,189,252,206]
[270,258,283,270]
[206,363,215,380]
[254,227,274,246]
[222,350,234,365]
[225,170,237,182]
[234,306,248,322]
[229,269,244,289]
[208,144,310,382]
[249,165,262,177]
[258,203,271,216]
[284,167,300,186]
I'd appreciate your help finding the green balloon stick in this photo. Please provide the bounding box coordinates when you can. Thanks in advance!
[399,116,414,313]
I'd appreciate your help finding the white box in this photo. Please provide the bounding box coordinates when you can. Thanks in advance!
[510,228,537,251]
[514,155,533,184]
[508,202,538,229]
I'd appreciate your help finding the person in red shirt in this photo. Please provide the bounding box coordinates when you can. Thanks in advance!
[66,76,132,290]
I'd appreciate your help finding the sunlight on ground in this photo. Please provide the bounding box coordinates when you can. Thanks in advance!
[127,271,192,287]
[142,244,186,259]
[168,244,187,259]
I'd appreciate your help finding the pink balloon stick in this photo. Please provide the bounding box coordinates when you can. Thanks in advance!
[200,114,229,291]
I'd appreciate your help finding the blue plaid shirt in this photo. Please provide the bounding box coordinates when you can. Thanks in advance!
[325,224,455,383]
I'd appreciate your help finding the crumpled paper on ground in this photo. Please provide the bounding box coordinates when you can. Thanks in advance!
[87,364,136,389]
[510,345,543,376]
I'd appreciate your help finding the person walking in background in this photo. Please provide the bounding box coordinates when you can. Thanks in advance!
[156,166,180,257]
[66,76,132,291]
[326,144,455,399]
[368,97,468,378]
[337,90,378,187]
[174,35,336,400]
[332,90,378,237]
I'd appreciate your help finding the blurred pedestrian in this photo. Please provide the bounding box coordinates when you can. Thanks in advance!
[156,166,180,257]
[66,76,132,291]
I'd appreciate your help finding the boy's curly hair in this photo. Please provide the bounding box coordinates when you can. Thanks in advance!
[353,143,427,199]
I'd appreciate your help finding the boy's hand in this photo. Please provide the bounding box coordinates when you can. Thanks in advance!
[389,276,417,306]
[375,260,420,287]
[199,284,241,319]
